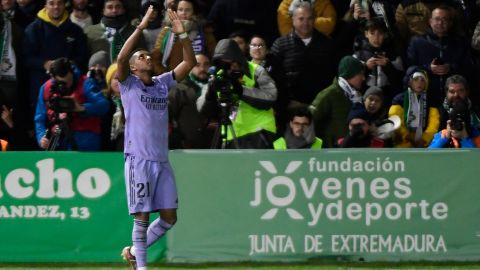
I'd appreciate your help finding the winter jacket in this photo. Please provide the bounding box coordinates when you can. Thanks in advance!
[270,30,337,104]
[309,78,352,148]
[407,28,474,102]
[428,127,480,148]
[23,9,88,107]
[34,69,109,151]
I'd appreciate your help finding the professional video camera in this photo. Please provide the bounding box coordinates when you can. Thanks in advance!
[449,100,471,132]
[210,68,242,105]
[450,112,465,131]
[208,65,243,149]
[47,81,75,113]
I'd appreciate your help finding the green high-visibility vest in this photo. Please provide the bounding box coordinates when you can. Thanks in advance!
[273,137,323,150]
[227,62,276,140]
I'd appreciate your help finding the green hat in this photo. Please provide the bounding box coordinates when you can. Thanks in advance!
[338,56,364,79]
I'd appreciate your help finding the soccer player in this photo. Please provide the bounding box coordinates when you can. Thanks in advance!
[116,6,196,270]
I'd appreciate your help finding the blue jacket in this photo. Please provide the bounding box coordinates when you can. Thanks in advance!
[23,10,88,108]
[34,68,109,151]
[428,127,480,148]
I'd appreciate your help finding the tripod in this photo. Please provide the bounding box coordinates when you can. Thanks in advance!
[47,114,78,151]
[210,100,239,149]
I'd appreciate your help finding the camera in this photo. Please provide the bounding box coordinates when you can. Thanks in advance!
[450,114,464,131]
[48,81,75,113]
[88,68,104,80]
[351,123,365,137]
[211,68,242,104]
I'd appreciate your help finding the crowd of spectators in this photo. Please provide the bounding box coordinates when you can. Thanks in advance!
[1,0,480,151]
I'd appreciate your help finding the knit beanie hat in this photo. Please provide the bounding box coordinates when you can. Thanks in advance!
[88,51,110,68]
[347,103,371,123]
[338,56,364,79]
[363,86,384,101]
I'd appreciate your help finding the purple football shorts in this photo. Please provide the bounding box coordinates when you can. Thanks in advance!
[124,154,178,214]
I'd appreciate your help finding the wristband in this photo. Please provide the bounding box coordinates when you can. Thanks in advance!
[178,32,188,40]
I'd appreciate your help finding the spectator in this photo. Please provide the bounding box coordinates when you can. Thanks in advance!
[439,74,480,130]
[396,0,474,50]
[248,34,277,78]
[85,0,146,63]
[309,55,365,148]
[407,6,474,105]
[69,0,93,31]
[338,103,385,147]
[2,0,41,29]
[270,2,337,126]
[229,31,249,57]
[169,53,213,149]
[87,50,110,90]
[354,18,403,105]
[152,0,215,75]
[207,0,278,45]
[388,66,440,148]
[273,107,323,149]
[344,0,397,37]
[362,85,387,126]
[23,0,88,113]
[34,57,109,151]
[200,39,277,149]
[429,99,480,148]
[277,0,336,37]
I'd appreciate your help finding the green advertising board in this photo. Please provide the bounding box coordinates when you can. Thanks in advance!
[0,152,165,262]
[1,150,480,263]
[168,149,480,262]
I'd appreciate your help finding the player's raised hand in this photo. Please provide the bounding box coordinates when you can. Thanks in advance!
[167,8,185,34]
[138,5,155,30]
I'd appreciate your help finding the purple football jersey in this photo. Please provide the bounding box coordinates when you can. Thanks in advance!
[120,72,176,161]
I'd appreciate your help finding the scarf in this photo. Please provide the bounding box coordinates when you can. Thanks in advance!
[0,16,16,80]
[188,73,208,97]
[404,88,427,140]
[110,96,124,140]
[101,14,128,29]
[284,123,316,149]
[161,20,205,67]
[338,77,362,103]
[103,23,127,62]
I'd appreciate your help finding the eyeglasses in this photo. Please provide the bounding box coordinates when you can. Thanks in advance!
[249,44,265,49]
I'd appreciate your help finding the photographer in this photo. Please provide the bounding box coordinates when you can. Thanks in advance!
[429,100,480,148]
[34,57,109,151]
[338,103,385,148]
[201,38,277,149]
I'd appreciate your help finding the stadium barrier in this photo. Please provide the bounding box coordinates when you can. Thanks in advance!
[1,149,480,263]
